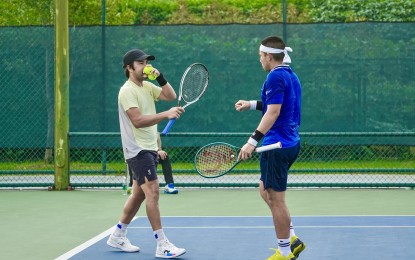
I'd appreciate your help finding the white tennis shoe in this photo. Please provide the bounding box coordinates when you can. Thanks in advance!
[156,239,186,258]
[107,233,140,252]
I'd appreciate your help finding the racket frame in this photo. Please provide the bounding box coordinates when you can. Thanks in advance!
[194,142,282,178]
[162,63,209,135]
[178,63,209,108]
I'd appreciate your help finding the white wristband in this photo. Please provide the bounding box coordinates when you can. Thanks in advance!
[249,100,257,110]
[247,137,258,147]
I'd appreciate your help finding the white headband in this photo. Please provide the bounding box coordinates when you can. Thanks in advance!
[259,44,293,64]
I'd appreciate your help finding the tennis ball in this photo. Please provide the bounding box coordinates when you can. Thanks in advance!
[231,154,235,159]
[143,65,157,80]
[143,65,152,74]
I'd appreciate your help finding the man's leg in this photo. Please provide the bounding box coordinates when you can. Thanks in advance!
[141,177,186,258]
[120,180,146,224]
[107,179,145,252]
[260,180,291,236]
[267,188,291,240]
[264,187,295,259]
[259,180,270,206]
[140,177,162,230]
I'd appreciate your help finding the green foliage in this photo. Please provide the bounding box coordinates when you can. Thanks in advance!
[69,0,102,25]
[309,0,415,22]
[104,0,138,25]
[161,0,284,24]
[0,0,53,25]
[134,0,179,24]
[1,0,415,26]
[360,0,415,22]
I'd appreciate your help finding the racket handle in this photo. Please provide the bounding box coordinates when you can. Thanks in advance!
[161,119,176,136]
[255,142,282,153]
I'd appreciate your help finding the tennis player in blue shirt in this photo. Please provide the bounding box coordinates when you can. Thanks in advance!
[235,36,305,260]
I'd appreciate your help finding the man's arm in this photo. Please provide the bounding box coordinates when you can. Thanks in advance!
[238,104,281,160]
[256,104,281,134]
[152,71,176,101]
[126,106,183,128]
[158,82,176,101]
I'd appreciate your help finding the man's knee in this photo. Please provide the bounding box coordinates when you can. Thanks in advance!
[267,190,286,205]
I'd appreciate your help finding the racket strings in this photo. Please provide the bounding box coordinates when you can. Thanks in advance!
[195,144,237,177]
[181,65,208,103]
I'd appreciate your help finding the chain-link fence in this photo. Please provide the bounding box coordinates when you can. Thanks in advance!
[2,131,414,189]
[4,132,410,189]
[0,26,55,188]
[0,23,414,189]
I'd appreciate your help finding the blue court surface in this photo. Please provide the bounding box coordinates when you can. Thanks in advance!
[57,215,415,260]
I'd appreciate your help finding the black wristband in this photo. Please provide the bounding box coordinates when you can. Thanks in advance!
[251,129,264,142]
[247,129,264,146]
[256,101,263,111]
[156,73,168,86]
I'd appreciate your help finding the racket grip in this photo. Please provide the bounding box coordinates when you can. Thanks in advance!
[255,142,282,153]
[161,119,176,136]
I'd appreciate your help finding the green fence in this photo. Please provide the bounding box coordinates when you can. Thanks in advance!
[69,131,415,188]
[0,23,414,188]
[1,132,413,189]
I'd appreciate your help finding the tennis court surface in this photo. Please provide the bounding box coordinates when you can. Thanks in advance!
[58,215,415,260]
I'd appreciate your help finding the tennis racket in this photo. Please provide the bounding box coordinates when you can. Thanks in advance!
[161,63,209,135]
[194,142,282,178]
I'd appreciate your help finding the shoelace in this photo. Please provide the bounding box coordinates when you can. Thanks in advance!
[160,240,175,250]
[115,235,132,245]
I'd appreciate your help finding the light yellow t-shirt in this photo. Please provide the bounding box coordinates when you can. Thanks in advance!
[118,80,162,159]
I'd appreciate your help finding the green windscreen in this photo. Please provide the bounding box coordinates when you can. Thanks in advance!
[0,23,414,148]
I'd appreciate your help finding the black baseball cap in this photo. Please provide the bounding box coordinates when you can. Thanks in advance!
[122,49,155,68]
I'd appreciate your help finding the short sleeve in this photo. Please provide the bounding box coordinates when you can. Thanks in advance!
[120,86,140,111]
[265,72,284,104]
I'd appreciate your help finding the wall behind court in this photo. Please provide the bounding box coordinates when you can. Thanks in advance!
[0,23,414,149]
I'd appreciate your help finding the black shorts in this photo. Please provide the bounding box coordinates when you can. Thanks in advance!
[260,142,300,192]
[126,150,159,186]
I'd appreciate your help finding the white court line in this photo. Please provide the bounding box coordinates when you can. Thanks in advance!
[54,217,138,260]
[55,216,415,259]
[158,215,415,217]
[130,225,415,229]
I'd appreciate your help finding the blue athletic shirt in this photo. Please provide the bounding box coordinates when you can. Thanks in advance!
[261,65,302,148]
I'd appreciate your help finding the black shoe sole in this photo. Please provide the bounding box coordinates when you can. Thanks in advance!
[291,238,306,258]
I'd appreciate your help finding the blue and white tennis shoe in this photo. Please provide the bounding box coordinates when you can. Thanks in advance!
[156,239,186,258]
[107,232,140,252]
[164,183,178,194]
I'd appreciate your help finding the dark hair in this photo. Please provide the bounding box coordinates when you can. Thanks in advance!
[261,36,286,62]
[124,63,134,78]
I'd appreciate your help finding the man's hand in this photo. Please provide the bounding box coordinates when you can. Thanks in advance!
[235,100,250,112]
[158,150,167,160]
[238,143,256,161]
[167,106,185,120]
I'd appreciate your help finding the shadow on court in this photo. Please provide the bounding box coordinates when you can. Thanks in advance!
[60,216,415,260]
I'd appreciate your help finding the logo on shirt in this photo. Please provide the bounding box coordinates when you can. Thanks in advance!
[147,169,151,175]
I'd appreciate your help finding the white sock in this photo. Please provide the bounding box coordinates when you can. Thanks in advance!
[278,238,291,256]
[290,222,296,238]
[114,221,128,236]
[154,229,166,243]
